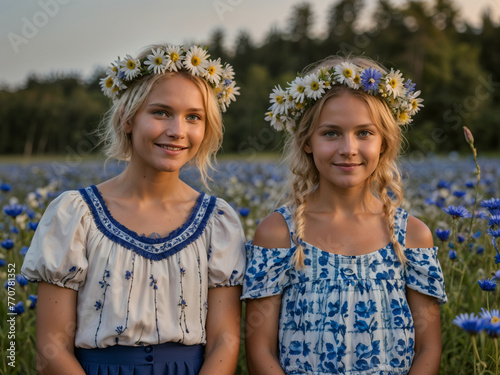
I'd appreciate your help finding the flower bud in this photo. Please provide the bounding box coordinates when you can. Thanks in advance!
[463,126,474,145]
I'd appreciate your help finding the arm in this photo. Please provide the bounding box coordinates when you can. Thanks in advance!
[406,215,442,375]
[36,282,85,375]
[199,285,242,375]
[245,212,290,375]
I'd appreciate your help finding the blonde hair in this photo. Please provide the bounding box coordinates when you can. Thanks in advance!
[97,44,223,189]
[285,55,406,268]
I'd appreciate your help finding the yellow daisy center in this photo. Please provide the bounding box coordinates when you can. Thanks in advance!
[399,112,408,122]
[296,102,304,110]
[492,316,500,323]
[227,87,232,95]
[112,86,120,93]
[276,95,284,104]
[297,85,305,93]
[105,77,114,88]
[170,53,179,62]
[343,69,352,77]
[127,60,136,70]
[208,66,216,75]
[154,57,163,65]
[389,78,397,88]
[214,86,222,95]
[112,66,118,73]
[353,75,361,84]
[411,99,418,110]
[191,56,201,66]
[266,112,273,118]
[311,82,319,91]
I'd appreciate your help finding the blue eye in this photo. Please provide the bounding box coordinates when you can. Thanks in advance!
[186,114,202,121]
[153,110,169,117]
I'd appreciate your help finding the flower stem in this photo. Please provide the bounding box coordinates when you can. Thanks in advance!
[471,335,487,369]
[467,143,480,246]
[494,338,499,375]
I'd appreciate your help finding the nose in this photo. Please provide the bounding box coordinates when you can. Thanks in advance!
[165,116,186,139]
[339,134,358,156]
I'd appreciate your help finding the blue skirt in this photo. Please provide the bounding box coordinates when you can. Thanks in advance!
[75,342,204,375]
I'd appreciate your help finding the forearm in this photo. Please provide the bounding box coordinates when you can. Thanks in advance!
[37,350,85,375]
[199,340,239,375]
[408,347,441,375]
[246,350,285,375]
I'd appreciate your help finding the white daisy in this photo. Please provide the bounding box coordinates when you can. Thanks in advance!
[183,46,209,76]
[144,48,168,74]
[120,55,141,80]
[408,90,424,115]
[385,68,405,98]
[333,62,358,85]
[204,58,223,84]
[221,64,235,81]
[284,117,296,134]
[303,73,326,100]
[165,45,184,72]
[269,85,288,115]
[99,75,116,97]
[265,111,283,131]
[105,58,121,77]
[289,77,307,103]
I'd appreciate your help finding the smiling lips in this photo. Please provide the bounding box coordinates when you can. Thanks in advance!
[333,162,362,172]
[155,143,188,154]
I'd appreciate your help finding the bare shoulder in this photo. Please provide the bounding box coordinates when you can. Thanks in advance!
[406,214,434,249]
[252,212,291,249]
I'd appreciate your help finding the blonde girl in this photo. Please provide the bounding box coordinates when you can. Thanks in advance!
[22,44,245,375]
[242,55,447,374]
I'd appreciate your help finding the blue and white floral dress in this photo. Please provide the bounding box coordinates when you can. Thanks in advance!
[242,205,447,375]
[22,185,246,374]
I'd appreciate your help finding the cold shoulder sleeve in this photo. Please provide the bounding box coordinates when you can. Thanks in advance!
[207,198,246,288]
[21,190,90,291]
[241,242,294,300]
[405,246,447,304]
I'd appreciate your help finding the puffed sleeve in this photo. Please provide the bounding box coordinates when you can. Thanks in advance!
[21,190,90,291]
[405,246,447,304]
[207,198,246,288]
[241,243,294,300]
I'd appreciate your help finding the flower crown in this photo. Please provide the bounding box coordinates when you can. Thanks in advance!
[265,62,423,133]
[99,45,239,112]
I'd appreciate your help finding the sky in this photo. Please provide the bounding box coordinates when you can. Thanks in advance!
[1,0,499,89]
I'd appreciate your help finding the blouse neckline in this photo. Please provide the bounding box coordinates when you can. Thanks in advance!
[90,184,205,243]
[78,185,217,260]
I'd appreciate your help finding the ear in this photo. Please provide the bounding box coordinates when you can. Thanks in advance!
[380,140,386,154]
[124,121,133,134]
[304,141,312,154]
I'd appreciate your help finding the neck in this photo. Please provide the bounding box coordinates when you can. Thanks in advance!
[307,180,381,216]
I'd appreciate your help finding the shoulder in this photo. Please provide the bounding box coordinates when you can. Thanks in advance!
[253,211,291,249]
[405,214,434,249]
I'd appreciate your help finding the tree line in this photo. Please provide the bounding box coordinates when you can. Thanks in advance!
[1,0,499,157]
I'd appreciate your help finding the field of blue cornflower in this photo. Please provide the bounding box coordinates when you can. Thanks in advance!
[0,153,499,374]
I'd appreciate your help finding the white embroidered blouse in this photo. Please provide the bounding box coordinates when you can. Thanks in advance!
[21,185,246,349]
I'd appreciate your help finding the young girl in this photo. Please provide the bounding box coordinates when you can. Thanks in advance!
[21,44,245,375]
[242,56,447,374]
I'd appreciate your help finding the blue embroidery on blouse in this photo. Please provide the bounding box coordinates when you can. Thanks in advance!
[78,185,217,261]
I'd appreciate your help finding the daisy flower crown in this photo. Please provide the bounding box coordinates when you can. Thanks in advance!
[99,45,239,112]
[266,62,423,133]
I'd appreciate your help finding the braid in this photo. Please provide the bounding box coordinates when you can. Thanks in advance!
[292,191,307,268]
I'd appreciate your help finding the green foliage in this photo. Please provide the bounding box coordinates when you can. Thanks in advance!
[0,0,499,157]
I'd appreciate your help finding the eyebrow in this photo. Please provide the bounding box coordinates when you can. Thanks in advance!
[148,103,205,112]
[317,123,376,129]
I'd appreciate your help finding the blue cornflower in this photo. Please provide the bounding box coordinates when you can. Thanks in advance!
[27,295,37,309]
[435,228,451,241]
[476,246,484,254]
[478,278,497,292]
[453,313,484,334]
[0,259,5,267]
[360,67,383,93]
[28,222,38,231]
[479,308,500,338]
[1,239,14,250]
[437,180,451,190]
[465,181,475,188]
[493,270,500,279]
[453,190,466,198]
[488,215,500,227]
[449,250,457,260]
[443,205,472,219]
[15,275,28,287]
[457,234,465,243]
[404,78,416,94]
[0,183,11,192]
[481,198,500,215]
[238,207,250,217]
[10,226,18,234]
[19,246,28,256]
[13,301,25,315]
[3,204,24,218]
[488,228,500,238]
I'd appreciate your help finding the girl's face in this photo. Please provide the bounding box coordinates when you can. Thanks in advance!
[126,75,206,174]
[304,92,385,191]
